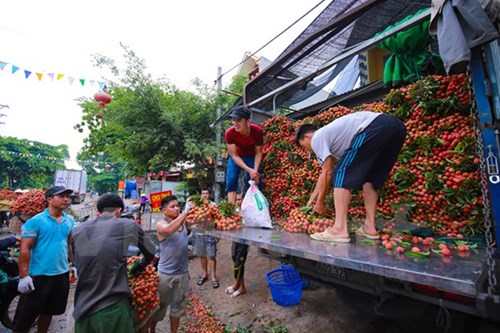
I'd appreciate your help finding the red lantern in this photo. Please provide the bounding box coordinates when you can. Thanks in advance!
[94,91,112,108]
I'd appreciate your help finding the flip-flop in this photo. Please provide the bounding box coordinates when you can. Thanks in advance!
[231,290,246,298]
[310,230,350,243]
[197,276,208,285]
[212,280,219,289]
[225,286,235,294]
[355,227,379,240]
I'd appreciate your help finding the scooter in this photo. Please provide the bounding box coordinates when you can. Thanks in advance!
[0,247,20,329]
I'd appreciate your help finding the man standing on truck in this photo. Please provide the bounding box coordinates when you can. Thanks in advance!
[12,186,75,333]
[224,106,263,298]
[225,105,264,201]
[295,111,406,242]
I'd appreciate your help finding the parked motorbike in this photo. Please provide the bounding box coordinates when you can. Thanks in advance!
[0,247,20,329]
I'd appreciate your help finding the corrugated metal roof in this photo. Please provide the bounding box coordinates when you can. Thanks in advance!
[244,0,430,112]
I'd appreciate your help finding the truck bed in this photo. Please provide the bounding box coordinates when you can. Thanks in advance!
[196,227,488,297]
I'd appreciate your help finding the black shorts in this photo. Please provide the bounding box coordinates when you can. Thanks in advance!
[13,272,70,331]
[231,242,249,280]
[333,114,407,190]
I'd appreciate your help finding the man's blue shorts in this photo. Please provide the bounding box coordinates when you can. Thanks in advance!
[333,114,406,190]
[226,156,262,193]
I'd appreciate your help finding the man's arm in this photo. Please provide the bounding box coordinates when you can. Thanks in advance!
[0,236,19,251]
[313,156,335,215]
[156,212,188,241]
[18,238,36,278]
[67,232,74,265]
[227,144,253,173]
[137,228,156,265]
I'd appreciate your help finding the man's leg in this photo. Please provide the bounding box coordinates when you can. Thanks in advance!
[200,256,208,278]
[170,316,180,333]
[362,183,378,235]
[228,191,237,203]
[37,314,52,333]
[328,188,351,238]
[209,257,217,281]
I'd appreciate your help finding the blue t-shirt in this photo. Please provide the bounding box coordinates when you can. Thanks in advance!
[21,209,75,276]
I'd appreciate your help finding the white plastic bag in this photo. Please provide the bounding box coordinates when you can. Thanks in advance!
[241,180,273,228]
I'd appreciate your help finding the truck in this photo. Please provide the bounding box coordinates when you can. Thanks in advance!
[54,169,87,204]
[202,1,500,328]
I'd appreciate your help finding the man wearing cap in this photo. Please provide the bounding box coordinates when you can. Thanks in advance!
[225,106,264,202]
[12,186,76,333]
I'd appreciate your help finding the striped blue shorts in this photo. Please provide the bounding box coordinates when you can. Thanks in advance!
[333,114,406,190]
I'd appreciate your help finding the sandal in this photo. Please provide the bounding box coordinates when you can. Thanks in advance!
[310,230,350,243]
[225,286,235,294]
[231,290,246,298]
[212,280,219,289]
[355,227,379,240]
[197,276,208,285]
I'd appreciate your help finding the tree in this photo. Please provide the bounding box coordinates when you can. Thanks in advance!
[76,45,221,187]
[0,136,68,188]
[77,152,126,194]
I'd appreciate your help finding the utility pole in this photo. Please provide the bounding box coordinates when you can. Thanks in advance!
[214,67,224,203]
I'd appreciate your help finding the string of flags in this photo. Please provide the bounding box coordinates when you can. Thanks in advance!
[0,149,67,161]
[0,60,107,90]
[0,149,116,166]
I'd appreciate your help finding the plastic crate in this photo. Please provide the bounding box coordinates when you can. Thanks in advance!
[266,268,302,306]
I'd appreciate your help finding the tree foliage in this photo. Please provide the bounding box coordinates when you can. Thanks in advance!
[0,136,68,189]
[77,152,126,194]
[76,44,245,189]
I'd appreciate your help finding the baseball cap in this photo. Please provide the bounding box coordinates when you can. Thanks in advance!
[45,186,73,198]
[228,106,251,120]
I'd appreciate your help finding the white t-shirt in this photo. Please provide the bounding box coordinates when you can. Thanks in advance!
[311,111,381,164]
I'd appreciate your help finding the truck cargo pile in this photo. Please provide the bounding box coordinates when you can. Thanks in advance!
[261,74,484,237]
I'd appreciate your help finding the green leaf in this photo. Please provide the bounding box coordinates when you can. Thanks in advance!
[405,251,430,258]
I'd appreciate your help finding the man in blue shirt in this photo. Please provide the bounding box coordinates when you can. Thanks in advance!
[12,186,75,333]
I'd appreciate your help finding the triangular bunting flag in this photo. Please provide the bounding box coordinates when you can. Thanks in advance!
[68,77,74,85]
[57,73,64,80]
[48,73,54,80]
[99,82,106,90]
[12,65,19,74]
[79,79,85,86]
[36,73,43,81]
[0,61,6,70]
[24,70,31,79]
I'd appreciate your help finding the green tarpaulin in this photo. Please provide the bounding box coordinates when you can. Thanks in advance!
[377,9,443,87]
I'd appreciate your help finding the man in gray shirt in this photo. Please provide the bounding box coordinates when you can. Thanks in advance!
[295,111,406,242]
[72,193,156,332]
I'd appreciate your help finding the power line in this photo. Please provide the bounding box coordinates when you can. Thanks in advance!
[212,0,329,88]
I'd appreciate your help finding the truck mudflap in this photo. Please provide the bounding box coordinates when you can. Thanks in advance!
[196,227,487,297]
